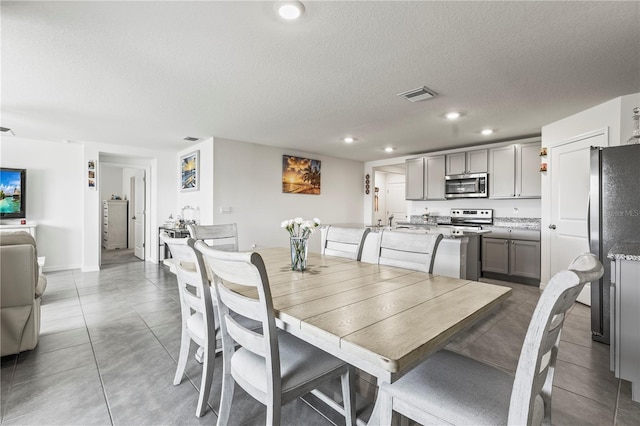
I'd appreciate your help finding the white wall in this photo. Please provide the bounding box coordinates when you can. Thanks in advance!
[212,138,364,253]
[176,137,214,225]
[1,137,84,271]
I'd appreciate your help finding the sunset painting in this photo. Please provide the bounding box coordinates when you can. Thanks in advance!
[282,155,321,195]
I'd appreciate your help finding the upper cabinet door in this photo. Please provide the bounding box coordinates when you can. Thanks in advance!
[489,145,517,198]
[425,155,446,200]
[405,157,425,200]
[445,149,488,175]
[516,142,542,198]
[466,149,488,173]
[445,152,466,175]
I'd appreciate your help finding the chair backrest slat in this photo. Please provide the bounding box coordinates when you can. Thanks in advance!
[508,253,603,425]
[188,223,239,252]
[323,226,371,261]
[224,314,267,357]
[378,230,443,273]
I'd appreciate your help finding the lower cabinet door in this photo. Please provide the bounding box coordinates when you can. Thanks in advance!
[510,239,541,279]
[482,238,509,274]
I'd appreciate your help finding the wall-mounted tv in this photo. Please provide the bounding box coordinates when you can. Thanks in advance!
[0,168,26,219]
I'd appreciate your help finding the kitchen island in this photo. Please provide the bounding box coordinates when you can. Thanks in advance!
[324,224,487,280]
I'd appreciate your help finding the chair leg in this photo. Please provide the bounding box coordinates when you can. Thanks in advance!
[216,370,235,426]
[195,347,214,417]
[377,385,393,426]
[174,327,191,385]
[266,400,282,426]
[340,366,357,426]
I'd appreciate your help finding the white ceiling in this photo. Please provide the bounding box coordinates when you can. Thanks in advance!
[2,1,639,162]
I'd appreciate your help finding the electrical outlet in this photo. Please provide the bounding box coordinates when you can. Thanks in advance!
[513,207,519,214]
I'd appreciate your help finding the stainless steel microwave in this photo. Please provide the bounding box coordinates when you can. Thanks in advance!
[444,173,488,198]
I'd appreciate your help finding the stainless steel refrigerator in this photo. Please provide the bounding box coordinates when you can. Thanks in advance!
[589,144,640,344]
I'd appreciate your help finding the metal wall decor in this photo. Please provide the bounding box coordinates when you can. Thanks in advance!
[365,174,370,194]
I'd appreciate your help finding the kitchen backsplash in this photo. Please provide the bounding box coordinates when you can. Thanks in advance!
[409,215,541,230]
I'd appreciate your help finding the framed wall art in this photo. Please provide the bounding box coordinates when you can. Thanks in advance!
[87,160,96,189]
[282,155,321,195]
[180,150,199,192]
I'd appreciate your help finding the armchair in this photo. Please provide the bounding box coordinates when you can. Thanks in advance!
[0,231,47,356]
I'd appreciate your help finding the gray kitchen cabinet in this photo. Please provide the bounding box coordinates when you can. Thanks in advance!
[482,237,510,274]
[445,149,488,175]
[424,155,446,200]
[482,228,541,283]
[488,141,541,199]
[405,155,445,200]
[610,255,640,402]
[405,157,425,200]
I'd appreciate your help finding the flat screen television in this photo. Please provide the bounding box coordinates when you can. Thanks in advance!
[0,167,26,219]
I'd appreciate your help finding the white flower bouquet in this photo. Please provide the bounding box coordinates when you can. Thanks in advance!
[281,217,321,239]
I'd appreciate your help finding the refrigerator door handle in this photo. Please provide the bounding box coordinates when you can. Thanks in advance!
[587,192,591,243]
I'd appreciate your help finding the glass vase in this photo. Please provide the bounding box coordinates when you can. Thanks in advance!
[290,237,308,271]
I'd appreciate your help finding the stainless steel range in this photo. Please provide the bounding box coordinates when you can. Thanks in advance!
[449,209,493,229]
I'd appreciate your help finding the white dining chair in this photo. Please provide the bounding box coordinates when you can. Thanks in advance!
[377,252,604,426]
[159,232,216,417]
[195,242,357,426]
[322,226,371,261]
[187,223,238,252]
[378,230,443,273]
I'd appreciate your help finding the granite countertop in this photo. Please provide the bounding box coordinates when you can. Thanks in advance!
[607,243,640,262]
[404,216,541,231]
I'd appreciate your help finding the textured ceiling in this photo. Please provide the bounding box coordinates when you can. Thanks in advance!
[2,1,639,162]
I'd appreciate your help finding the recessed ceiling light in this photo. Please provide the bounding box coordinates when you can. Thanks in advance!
[343,137,355,143]
[0,126,15,135]
[481,129,494,136]
[183,136,199,142]
[276,1,305,20]
[445,112,461,120]
[384,147,395,153]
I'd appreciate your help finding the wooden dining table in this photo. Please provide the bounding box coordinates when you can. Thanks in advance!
[234,247,513,425]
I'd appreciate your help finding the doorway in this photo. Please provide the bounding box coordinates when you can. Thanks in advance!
[372,164,406,227]
[99,154,149,267]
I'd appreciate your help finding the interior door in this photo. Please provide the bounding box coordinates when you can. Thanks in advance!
[132,174,146,260]
[387,182,407,227]
[549,131,606,304]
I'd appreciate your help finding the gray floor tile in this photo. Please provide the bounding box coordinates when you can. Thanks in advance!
[40,302,84,322]
[13,342,96,385]
[461,328,522,373]
[3,364,111,425]
[557,338,611,373]
[38,314,86,336]
[139,305,182,328]
[32,327,91,355]
[552,386,616,426]
[616,408,640,426]
[554,359,619,408]
[617,379,640,416]
[40,288,78,304]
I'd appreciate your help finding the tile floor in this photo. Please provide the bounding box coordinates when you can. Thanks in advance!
[1,261,639,425]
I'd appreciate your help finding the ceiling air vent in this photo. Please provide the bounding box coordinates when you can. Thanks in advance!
[183,136,199,142]
[0,127,15,134]
[397,86,437,102]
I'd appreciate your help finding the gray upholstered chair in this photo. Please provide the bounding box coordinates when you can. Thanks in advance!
[159,232,215,417]
[195,242,357,426]
[187,223,238,251]
[378,230,443,273]
[0,231,47,356]
[322,226,371,261]
[377,252,604,426]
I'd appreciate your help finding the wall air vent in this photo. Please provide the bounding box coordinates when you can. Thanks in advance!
[397,86,437,102]
[0,127,15,135]
[183,136,199,142]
